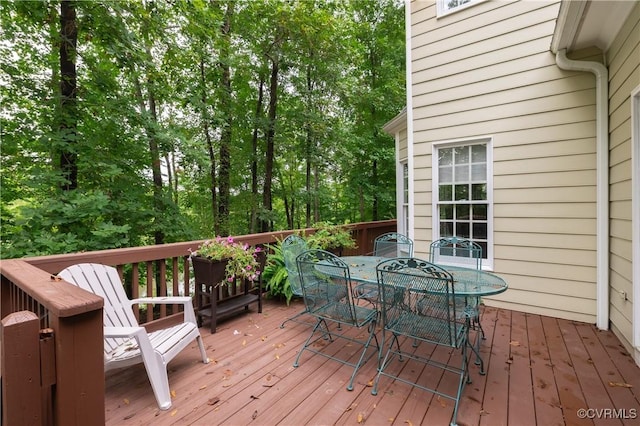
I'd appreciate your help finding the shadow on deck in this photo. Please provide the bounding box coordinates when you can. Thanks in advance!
[105,299,640,426]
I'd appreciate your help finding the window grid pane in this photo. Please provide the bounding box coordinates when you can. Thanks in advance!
[436,143,488,260]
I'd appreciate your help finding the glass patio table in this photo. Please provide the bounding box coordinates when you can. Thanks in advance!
[340,255,508,372]
[340,255,508,298]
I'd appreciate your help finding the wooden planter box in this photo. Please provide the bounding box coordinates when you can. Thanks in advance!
[192,256,263,333]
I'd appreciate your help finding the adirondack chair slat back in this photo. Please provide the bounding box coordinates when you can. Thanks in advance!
[58,263,139,355]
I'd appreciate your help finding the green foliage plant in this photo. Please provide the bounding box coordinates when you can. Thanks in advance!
[261,237,294,303]
[307,222,357,251]
[190,236,262,285]
[263,224,357,302]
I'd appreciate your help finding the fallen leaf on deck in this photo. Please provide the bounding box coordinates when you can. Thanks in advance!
[123,398,130,405]
[171,390,177,398]
[222,383,232,388]
[608,381,633,388]
[404,420,413,426]
[509,341,520,346]
[199,385,207,390]
[261,336,267,341]
[242,339,247,346]
[357,413,365,423]
[170,409,178,416]
[123,413,135,420]
[275,354,280,359]
[252,410,258,420]
[207,397,220,406]
[234,330,240,335]
[437,396,446,408]
[250,395,259,400]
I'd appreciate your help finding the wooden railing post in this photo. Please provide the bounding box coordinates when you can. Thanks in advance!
[48,310,105,426]
[1,311,42,426]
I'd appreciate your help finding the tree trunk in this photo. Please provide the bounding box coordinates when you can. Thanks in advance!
[59,0,77,191]
[200,58,217,234]
[144,45,164,246]
[305,65,312,228]
[260,56,278,233]
[249,72,265,233]
[216,1,233,236]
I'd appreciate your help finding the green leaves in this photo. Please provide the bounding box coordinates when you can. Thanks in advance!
[2,0,405,257]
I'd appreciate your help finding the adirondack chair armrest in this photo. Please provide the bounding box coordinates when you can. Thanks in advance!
[130,296,198,325]
[131,296,192,304]
[104,326,145,338]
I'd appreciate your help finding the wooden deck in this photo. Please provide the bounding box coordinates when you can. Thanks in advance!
[105,299,640,426]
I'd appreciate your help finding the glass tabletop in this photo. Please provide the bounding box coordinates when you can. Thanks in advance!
[340,255,508,297]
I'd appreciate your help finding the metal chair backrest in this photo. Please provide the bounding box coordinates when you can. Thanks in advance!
[429,236,482,269]
[296,249,363,326]
[374,232,414,258]
[376,257,463,347]
[282,234,308,296]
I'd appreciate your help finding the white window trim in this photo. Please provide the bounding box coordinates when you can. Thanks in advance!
[398,161,409,237]
[436,0,487,18]
[631,84,640,355]
[431,136,494,270]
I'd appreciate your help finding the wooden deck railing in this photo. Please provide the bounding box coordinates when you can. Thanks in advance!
[0,220,396,425]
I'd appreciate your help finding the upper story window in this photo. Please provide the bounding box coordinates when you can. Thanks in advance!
[437,0,484,17]
[432,138,493,268]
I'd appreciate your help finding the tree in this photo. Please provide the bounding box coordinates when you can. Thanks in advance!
[1,0,405,258]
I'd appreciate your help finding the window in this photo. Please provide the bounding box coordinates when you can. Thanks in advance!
[402,162,409,236]
[433,140,492,266]
[437,0,484,17]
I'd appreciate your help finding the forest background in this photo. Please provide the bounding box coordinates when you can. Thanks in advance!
[0,0,405,259]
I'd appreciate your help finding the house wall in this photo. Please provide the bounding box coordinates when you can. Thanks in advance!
[409,0,598,322]
[606,2,640,354]
[399,129,408,162]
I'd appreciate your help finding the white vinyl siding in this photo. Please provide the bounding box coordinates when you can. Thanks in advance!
[606,2,639,354]
[409,0,599,322]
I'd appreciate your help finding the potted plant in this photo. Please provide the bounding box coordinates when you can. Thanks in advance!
[190,236,263,332]
[190,236,262,286]
[307,222,357,255]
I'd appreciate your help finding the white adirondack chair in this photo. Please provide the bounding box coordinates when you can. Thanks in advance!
[58,263,208,410]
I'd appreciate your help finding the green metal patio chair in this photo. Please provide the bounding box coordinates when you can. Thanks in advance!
[353,232,414,306]
[373,232,414,258]
[372,257,473,426]
[293,249,379,391]
[429,237,485,343]
[279,234,311,328]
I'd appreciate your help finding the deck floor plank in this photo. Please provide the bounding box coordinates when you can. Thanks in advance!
[526,313,565,426]
[102,299,640,426]
[508,310,537,426]
[542,316,594,426]
[479,307,512,426]
[457,305,498,425]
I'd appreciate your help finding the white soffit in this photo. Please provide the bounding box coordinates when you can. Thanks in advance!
[552,0,636,53]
